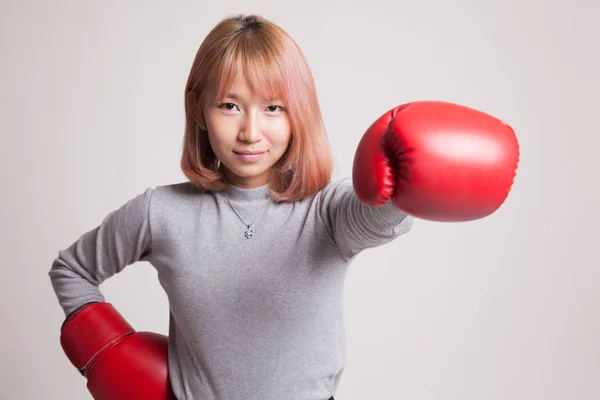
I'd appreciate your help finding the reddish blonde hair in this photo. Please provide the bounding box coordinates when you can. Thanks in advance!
[181,14,333,202]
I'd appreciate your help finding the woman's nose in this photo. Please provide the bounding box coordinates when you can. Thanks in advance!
[238,115,262,143]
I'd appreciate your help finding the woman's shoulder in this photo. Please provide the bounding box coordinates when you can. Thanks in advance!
[154,180,206,196]
[315,176,353,199]
[148,180,212,210]
[325,176,352,190]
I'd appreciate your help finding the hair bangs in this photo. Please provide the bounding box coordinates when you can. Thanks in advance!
[214,38,286,104]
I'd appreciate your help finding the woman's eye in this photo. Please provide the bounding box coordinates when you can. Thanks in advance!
[219,103,238,111]
[267,105,284,112]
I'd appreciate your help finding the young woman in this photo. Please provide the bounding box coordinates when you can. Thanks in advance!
[50,14,518,400]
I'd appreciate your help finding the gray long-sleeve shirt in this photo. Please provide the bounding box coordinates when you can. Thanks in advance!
[49,177,413,400]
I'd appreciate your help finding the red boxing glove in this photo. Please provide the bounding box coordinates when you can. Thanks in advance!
[352,101,519,221]
[60,302,175,400]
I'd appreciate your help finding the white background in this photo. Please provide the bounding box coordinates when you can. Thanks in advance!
[1,0,599,399]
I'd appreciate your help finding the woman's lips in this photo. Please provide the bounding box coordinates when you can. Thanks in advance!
[234,151,266,162]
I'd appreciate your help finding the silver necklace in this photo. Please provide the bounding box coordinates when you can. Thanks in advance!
[225,192,271,239]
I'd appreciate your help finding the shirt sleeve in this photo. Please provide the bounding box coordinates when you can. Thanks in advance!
[48,187,154,318]
[318,177,414,261]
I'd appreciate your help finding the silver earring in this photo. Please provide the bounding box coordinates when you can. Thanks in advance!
[216,159,221,169]
[200,125,207,131]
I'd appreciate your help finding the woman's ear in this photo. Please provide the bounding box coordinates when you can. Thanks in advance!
[199,112,206,131]
[198,111,206,132]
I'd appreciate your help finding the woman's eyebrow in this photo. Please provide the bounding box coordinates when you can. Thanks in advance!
[224,93,243,101]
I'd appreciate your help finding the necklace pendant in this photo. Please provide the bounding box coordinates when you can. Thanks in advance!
[245,226,253,239]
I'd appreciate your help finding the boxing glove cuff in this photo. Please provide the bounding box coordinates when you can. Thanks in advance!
[60,302,135,373]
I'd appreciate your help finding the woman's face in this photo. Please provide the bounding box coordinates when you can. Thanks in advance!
[202,74,292,189]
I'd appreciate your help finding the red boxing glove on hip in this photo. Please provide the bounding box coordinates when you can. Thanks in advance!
[60,302,175,400]
[352,101,519,222]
